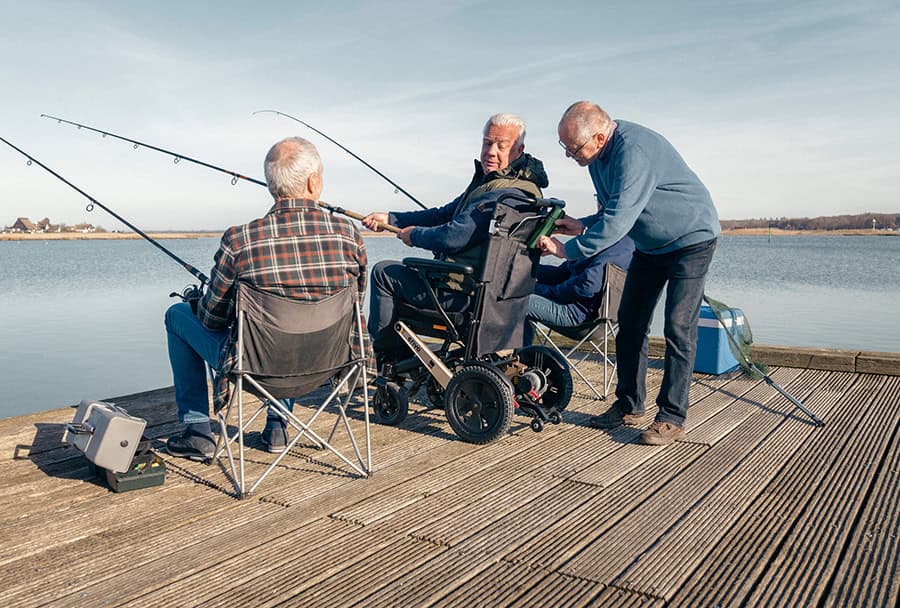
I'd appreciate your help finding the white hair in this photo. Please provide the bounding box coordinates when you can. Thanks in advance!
[560,101,612,142]
[483,113,526,147]
[264,136,323,199]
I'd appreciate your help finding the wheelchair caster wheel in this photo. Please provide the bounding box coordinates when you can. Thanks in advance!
[373,381,408,426]
[515,346,573,413]
[530,418,544,433]
[548,411,562,425]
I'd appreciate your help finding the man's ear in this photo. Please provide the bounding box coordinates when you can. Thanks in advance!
[307,172,323,197]
[512,142,525,161]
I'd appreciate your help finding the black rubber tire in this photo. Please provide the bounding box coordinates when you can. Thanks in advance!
[373,381,408,426]
[444,366,514,444]
[548,410,562,425]
[515,345,574,413]
[530,418,544,433]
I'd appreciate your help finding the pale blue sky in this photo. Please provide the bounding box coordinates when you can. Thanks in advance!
[1,0,897,230]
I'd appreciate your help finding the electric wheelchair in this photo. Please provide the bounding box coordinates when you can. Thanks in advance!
[372,193,573,444]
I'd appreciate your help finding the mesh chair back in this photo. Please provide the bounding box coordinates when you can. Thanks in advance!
[234,282,357,399]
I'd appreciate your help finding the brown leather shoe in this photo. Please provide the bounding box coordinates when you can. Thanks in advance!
[639,421,685,445]
[589,406,651,430]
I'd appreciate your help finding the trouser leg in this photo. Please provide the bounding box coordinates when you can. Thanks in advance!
[656,239,717,425]
[164,302,228,425]
[523,294,583,346]
[615,251,666,414]
[368,259,468,363]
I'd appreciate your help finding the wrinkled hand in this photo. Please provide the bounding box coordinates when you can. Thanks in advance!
[538,235,567,258]
[362,212,389,232]
[397,226,415,247]
[553,215,584,236]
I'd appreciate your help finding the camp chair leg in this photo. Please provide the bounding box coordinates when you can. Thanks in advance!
[532,322,606,400]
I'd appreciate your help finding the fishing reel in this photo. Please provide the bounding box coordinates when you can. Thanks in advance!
[170,284,204,314]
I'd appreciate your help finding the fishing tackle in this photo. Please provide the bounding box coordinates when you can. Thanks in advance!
[41,114,401,233]
[253,109,428,210]
[0,135,208,299]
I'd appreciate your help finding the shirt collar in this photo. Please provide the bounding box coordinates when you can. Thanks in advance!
[268,198,318,214]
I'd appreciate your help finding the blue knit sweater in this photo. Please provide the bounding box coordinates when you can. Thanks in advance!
[564,120,720,259]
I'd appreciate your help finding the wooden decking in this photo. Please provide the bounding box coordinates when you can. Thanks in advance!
[1,359,898,607]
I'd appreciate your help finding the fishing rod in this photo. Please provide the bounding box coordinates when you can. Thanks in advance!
[0,135,209,286]
[253,109,429,211]
[42,113,401,233]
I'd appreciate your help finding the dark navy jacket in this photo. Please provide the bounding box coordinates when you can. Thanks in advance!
[535,236,635,321]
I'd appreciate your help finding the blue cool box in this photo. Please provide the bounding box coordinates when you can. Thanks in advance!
[693,305,742,374]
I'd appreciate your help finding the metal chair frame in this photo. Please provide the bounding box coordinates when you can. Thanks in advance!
[532,263,626,400]
[214,293,371,498]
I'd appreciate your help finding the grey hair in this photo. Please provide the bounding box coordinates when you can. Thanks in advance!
[483,113,526,147]
[263,136,323,199]
[560,101,612,142]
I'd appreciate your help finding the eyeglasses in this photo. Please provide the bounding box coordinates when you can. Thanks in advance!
[558,136,590,157]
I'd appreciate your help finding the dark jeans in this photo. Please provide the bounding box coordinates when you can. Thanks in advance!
[368,260,470,362]
[615,238,717,426]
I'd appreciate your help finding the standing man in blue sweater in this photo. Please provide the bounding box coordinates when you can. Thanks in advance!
[539,101,720,445]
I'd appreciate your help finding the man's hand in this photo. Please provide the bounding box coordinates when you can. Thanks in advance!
[553,215,584,236]
[397,226,415,247]
[362,212,390,232]
[537,235,567,259]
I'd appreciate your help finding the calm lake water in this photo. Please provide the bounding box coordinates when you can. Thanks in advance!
[1,234,898,418]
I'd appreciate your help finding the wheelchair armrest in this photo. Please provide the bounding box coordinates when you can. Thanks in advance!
[402,257,474,276]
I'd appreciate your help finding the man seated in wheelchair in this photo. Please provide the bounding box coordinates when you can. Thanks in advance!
[163,137,369,460]
[523,234,635,346]
[362,113,574,442]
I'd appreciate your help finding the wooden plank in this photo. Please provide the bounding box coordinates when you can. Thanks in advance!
[823,413,900,608]
[556,368,827,584]
[503,442,706,569]
[856,350,900,375]
[668,374,895,607]
[743,376,900,607]
[436,562,611,608]
[611,371,854,599]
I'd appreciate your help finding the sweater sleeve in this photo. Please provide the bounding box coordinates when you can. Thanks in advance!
[565,144,656,259]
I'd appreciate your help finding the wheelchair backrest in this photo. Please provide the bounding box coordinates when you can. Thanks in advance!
[471,195,550,356]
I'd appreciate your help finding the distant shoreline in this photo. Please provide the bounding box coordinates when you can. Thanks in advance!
[1,228,897,241]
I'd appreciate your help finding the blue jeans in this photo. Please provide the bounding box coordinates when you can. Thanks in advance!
[165,303,290,425]
[615,238,717,426]
[523,294,585,346]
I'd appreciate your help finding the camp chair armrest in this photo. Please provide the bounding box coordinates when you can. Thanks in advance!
[402,257,474,276]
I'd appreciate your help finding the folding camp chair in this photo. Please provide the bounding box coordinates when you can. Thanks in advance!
[214,282,371,498]
[531,263,626,400]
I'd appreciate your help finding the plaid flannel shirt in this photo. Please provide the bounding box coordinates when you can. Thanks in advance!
[197,198,371,410]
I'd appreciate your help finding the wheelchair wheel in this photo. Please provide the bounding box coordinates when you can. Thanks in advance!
[444,365,514,444]
[373,381,408,426]
[514,345,573,413]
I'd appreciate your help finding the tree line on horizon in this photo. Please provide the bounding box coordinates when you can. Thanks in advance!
[720,212,899,231]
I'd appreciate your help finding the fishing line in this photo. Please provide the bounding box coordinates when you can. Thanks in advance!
[252,109,429,210]
[41,114,400,233]
[0,135,209,286]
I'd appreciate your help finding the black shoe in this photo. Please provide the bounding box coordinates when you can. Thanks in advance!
[261,418,289,453]
[588,404,651,430]
[166,428,215,461]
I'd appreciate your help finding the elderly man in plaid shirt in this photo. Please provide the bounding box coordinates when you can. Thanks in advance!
[164,136,368,460]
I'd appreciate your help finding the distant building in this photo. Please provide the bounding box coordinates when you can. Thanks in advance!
[12,217,36,232]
